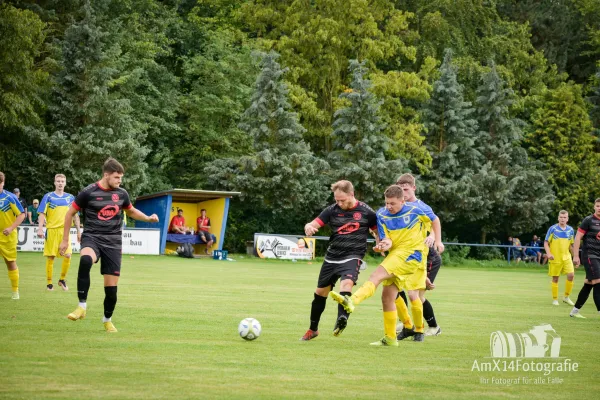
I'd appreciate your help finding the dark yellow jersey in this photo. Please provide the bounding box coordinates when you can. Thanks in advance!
[38,192,75,229]
[377,204,432,254]
[0,190,25,243]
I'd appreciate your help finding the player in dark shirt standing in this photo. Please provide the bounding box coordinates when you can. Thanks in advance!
[569,198,600,318]
[59,158,159,332]
[300,180,378,341]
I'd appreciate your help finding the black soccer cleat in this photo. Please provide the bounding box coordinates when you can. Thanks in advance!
[413,332,425,342]
[333,315,348,337]
[397,326,416,341]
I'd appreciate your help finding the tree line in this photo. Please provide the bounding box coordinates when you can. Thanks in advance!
[1,0,599,251]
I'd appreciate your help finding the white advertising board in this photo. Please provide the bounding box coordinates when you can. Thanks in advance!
[16,226,161,255]
[254,234,315,260]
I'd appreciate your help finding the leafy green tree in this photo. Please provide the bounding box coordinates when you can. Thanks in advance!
[205,51,330,249]
[526,82,600,222]
[421,50,484,224]
[329,60,404,204]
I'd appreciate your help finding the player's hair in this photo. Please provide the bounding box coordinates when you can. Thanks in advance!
[201,209,206,212]
[384,185,404,199]
[331,180,354,194]
[595,198,600,204]
[0,171,4,184]
[103,158,125,174]
[54,173,66,180]
[396,173,415,186]
[559,210,568,216]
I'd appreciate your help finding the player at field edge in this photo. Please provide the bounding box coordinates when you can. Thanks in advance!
[394,173,445,339]
[331,185,442,346]
[37,174,81,291]
[569,198,600,318]
[300,180,378,341]
[0,172,26,299]
[543,210,576,306]
[59,158,159,333]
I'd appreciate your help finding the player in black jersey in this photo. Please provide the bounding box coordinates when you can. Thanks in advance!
[569,198,600,318]
[59,158,159,332]
[300,180,378,341]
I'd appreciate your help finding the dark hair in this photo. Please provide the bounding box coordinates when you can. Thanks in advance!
[103,157,125,174]
[384,185,404,199]
[201,209,206,212]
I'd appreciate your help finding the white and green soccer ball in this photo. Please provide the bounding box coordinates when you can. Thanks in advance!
[238,318,261,341]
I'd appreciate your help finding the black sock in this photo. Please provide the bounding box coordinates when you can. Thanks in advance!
[423,299,437,327]
[338,291,352,320]
[77,255,93,302]
[309,293,327,331]
[104,286,118,319]
[574,283,593,309]
[593,284,600,312]
[396,290,408,306]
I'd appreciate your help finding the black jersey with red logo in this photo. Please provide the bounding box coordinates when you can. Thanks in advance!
[73,182,132,246]
[579,214,600,258]
[315,201,377,261]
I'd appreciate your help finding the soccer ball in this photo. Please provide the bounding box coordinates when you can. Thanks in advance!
[238,318,261,341]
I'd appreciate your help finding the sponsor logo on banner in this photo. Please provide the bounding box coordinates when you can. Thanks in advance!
[254,235,315,260]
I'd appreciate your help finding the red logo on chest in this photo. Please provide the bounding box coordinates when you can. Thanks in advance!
[98,205,120,220]
[337,222,360,235]
[112,194,119,202]
[353,212,362,221]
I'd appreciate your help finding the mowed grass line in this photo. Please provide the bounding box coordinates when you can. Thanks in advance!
[1,253,599,399]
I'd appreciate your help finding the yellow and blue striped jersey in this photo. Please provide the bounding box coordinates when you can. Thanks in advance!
[406,199,437,239]
[38,192,75,229]
[377,204,432,254]
[0,190,24,239]
[544,224,574,261]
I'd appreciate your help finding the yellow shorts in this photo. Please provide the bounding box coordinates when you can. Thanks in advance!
[404,265,427,290]
[381,250,423,290]
[0,237,17,261]
[548,258,574,276]
[44,228,71,257]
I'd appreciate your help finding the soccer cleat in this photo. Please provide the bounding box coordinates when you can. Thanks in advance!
[300,329,319,341]
[67,306,87,321]
[11,291,19,300]
[563,297,574,306]
[397,326,416,341]
[425,326,442,336]
[333,315,348,337]
[58,280,69,291]
[413,332,425,342]
[370,336,399,347]
[570,309,586,319]
[552,300,559,306]
[330,291,355,313]
[47,284,54,291]
[104,321,118,333]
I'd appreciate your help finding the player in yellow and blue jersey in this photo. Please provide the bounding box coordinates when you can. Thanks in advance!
[544,210,575,306]
[0,171,26,299]
[330,185,441,346]
[37,174,81,291]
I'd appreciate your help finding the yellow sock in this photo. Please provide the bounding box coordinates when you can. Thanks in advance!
[395,296,413,328]
[351,281,376,306]
[46,258,54,285]
[8,269,19,292]
[551,282,558,300]
[565,280,574,297]
[411,298,424,333]
[383,310,397,340]
[60,257,71,280]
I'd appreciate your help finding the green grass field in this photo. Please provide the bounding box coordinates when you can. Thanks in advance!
[1,253,599,399]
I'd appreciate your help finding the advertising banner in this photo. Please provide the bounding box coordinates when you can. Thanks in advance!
[254,234,315,260]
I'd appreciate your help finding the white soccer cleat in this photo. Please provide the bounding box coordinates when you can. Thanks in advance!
[570,309,586,319]
[563,297,574,306]
[552,300,559,306]
[11,291,19,300]
[424,326,442,336]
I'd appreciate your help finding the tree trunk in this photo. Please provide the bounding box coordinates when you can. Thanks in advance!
[480,230,487,244]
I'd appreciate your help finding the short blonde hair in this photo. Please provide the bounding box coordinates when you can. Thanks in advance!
[396,173,415,186]
[55,174,66,180]
[331,180,354,194]
[384,185,404,199]
[559,210,568,216]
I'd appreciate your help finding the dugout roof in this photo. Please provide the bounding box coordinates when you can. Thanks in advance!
[136,188,241,203]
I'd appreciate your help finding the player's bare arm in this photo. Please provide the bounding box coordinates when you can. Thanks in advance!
[544,240,554,261]
[572,231,584,267]
[59,206,78,255]
[74,212,82,242]
[2,212,25,236]
[304,220,320,236]
[431,218,444,254]
[125,207,159,223]
[37,213,46,238]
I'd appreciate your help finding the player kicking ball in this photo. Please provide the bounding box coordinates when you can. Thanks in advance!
[59,158,159,333]
[330,185,441,346]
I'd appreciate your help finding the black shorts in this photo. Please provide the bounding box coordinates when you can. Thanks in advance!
[427,256,442,283]
[583,256,600,281]
[317,259,362,289]
[198,231,216,243]
[80,235,122,276]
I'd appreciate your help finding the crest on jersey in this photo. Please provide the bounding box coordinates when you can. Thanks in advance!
[353,212,361,221]
[112,193,119,202]
[0,201,4,207]
[403,215,410,224]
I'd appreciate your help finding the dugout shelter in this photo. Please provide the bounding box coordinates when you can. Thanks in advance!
[134,189,240,255]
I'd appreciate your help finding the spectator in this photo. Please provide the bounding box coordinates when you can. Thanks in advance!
[513,237,525,263]
[13,188,27,212]
[169,208,191,234]
[27,199,40,225]
[196,209,216,255]
[527,235,543,264]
